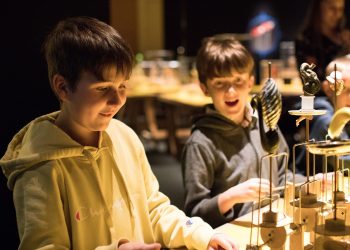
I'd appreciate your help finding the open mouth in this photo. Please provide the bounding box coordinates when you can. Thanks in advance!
[225,100,238,107]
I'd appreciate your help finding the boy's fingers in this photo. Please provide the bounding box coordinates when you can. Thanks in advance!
[142,243,162,250]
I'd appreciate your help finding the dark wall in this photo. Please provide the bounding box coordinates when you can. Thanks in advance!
[164,0,350,57]
[1,1,110,155]
[1,1,109,248]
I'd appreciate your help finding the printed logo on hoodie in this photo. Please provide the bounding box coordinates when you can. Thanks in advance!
[75,206,109,222]
[75,198,126,222]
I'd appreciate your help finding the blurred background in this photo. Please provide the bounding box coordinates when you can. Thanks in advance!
[1,0,350,248]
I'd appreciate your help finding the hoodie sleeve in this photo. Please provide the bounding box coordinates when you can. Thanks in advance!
[13,162,71,250]
[181,142,233,228]
[138,140,216,250]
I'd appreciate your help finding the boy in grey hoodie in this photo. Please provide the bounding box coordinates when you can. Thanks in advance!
[182,35,306,228]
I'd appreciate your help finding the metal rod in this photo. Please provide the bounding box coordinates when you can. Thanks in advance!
[334,64,337,111]
[306,119,310,194]
[270,156,273,211]
[334,156,339,220]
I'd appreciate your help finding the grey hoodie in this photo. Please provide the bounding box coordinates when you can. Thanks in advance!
[181,104,305,228]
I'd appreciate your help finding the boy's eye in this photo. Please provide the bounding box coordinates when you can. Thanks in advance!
[119,82,128,90]
[97,87,108,91]
[235,78,244,85]
[215,82,224,88]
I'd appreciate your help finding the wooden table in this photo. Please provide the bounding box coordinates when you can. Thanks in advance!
[215,176,350,250]
[215,198,296,250]
[125,82,211,156]
[122,81,182,147]
[124,79,304,157]
[157,83,211,156]
[158,83,212,107]
[253,78,304,96]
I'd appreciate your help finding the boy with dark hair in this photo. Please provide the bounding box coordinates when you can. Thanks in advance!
[0,17,238,250]
[182,35,306,228]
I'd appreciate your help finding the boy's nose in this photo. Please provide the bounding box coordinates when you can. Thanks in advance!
[108,89,123,105]
[227,85,237,94]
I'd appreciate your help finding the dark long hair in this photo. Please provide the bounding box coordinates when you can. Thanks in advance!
[300,0,346,36]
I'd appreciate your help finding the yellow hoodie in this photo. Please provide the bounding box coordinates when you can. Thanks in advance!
[1,112,215,250]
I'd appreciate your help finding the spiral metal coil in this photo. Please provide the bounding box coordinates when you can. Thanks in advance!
[260,78,282,130]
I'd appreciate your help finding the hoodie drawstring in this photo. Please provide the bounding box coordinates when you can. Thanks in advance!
[106,148,136,238]
[82,149,114,229]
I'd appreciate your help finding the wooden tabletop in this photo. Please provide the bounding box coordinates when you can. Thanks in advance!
[127,79,303,107]
[253,77,304,96]
[158,83,212,107]
[215,176,350,249]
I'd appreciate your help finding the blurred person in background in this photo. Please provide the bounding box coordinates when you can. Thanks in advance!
[295,0,350,94]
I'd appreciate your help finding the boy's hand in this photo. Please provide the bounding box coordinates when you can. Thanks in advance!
[228,178,271,204]
[219,178,271,215]
[207,233,239,250]
[314,172,342,190]
[118,242,161,250]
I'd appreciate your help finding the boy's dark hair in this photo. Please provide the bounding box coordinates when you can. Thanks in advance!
[43,16,134,92]
[196,34,254,85]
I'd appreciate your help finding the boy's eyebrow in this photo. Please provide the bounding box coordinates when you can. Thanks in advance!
[211,77,234,81]
[98,76,128,82]
[211,76,245,82]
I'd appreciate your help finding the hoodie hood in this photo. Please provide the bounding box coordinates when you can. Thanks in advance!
[1,111,85,189]
[192,104,257,136]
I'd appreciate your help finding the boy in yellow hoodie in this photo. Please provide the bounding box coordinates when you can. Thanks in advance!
[0,17,238,250]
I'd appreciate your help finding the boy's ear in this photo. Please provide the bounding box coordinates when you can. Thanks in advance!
[248,75,254,90]
[52,74,69,101]
[200,83,210,96]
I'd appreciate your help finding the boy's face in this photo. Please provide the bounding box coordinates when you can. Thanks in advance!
[58,67,127,136]
[335,79,350,109]
[201,71,254,124]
